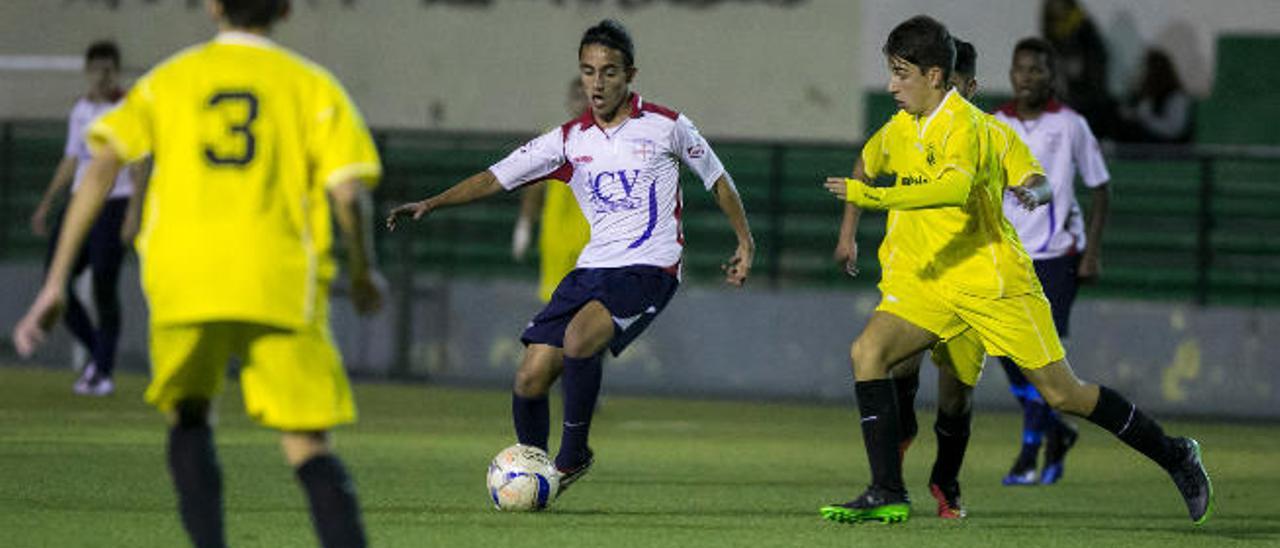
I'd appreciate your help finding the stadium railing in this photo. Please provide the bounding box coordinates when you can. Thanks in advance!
[1,120,1278,307]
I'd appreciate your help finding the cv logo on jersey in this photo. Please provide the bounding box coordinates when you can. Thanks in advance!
[588,169,647,213]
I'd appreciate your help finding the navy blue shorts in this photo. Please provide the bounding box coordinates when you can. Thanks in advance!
[521,265,679,357]
[1033,254,1081,338]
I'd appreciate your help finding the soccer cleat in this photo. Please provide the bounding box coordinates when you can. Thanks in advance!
[87,376,115,397]
[72,362,98,395]
[820,486,911,524]
[1167,437,1213,525]
[928,482,966,519]
[1002,467,1037,486]
[1040,420,1079,485]
[554,448,594,499]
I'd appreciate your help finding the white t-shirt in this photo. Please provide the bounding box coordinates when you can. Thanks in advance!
[489,94,728,274]
[994,100,1109,260]
[67,95,135,199]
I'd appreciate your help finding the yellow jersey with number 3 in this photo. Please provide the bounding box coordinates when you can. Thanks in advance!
[856,89,1041,298]
[87,32,381,329]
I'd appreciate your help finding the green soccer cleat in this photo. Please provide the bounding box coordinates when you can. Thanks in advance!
[820,486,911,524]
[1167,437,1214,525]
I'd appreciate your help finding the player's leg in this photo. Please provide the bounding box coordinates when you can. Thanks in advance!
[555,299,615,475]
[822,311,939,524]
[925,333,981,519]
[512,344,563,452]
[239,311,366,546]
[889,353,923,462]
[971,289,1212,524]
[998,356,1050,485]
[83,198,129,393]
[281,431,365,548]
[147,323,234,548]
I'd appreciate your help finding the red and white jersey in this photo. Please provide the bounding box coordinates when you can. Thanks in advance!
[994,100,1109,260]
[489,94,728,274]
[67,95,135,199]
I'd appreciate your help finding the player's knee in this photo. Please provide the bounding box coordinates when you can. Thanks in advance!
[513,363,554,397]
[1038,386,1084,415]
[937,391,971,417]
[170,399,211,429]
[850,338,890,377]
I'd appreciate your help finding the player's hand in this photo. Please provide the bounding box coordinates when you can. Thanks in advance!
[30,204,50,237]
[12,285,67,357]
[385,199,434,231]
[833,239,860,278]
[1078,252,1101,284]
[1009,185,1044,210]
[512,216,532,261]
[823,177,850,201]
[350,270,387,316]
[721,243,753,287]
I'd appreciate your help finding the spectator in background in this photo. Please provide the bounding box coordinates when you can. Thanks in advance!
[1042,0,1116,138]
[1118,48,1194,143]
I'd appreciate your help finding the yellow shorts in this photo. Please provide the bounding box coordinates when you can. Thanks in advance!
[145,296,355,431]
[877,274,1065,376]
[928,329,987,387]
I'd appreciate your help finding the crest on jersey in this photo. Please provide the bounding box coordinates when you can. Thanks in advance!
[926,144,937,167]
[630,138,658,161]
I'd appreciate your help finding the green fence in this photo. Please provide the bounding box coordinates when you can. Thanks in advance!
[2,120,1278,306]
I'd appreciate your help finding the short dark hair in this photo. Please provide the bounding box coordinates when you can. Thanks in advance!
[219,0,288,28]
[85,40,120,69]
[1013,36,1058,77]
[883,15,955,81]
[953,38,976,78]
[579,19,635,67]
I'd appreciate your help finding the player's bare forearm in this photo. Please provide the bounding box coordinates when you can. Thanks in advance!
[386,170,503,230]
[1080,183,1110,280]
[331,179,377,277]
[712,176,754,286]
[1009,174,1051,210]
[835,159,865,261]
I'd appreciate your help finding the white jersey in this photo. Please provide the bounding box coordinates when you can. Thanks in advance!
[994,100,1109,260]
[489,94,727,274]
[67,95,135,199]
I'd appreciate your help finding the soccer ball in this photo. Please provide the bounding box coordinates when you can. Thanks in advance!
[487,444,560,511]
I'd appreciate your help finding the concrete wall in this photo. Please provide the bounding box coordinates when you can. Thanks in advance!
[0,0,863,141]
[3,264,1277,419]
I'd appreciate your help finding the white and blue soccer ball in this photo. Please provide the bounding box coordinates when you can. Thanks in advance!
[487,444,559,511]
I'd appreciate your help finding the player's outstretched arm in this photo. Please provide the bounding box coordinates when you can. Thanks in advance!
[385,169,504,231]
[1008,174,1052,211]
[331,179,386,315]
[13,151,121,356]
[711,175,754,287]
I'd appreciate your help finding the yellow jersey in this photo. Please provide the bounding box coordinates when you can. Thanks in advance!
[88,32,381,328]
[852,89,1042,298]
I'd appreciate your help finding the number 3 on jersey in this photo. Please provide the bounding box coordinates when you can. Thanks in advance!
[204,91,259,166]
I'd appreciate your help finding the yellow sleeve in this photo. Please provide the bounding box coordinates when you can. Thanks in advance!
[1001,124,1044,187]
[845,118,978,210]
[310,73,382,189]
[86,77,154,162]
[859,126,889,179]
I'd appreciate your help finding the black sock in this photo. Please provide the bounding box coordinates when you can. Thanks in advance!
[512,392,550,451]
[929,408,972,487]
[1086,385,1179,469]
[855,379,904,493]
[556,354,603,470]
[167,424,225,548]
[296,455,367,548]
[894,372,920,450]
